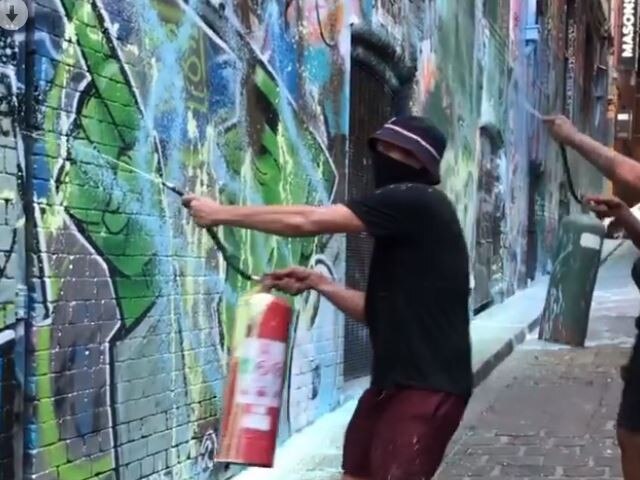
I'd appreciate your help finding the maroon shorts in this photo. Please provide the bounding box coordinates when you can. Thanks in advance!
[342,387,467,480]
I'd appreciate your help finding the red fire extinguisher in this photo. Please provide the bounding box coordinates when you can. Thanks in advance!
[216,289,292,467]
[173,184,293,466]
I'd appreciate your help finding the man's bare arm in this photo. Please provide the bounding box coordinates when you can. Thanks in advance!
[314,280,366,324]
[567,132,640,191]
[215,204,365,236]
[182,195,366,237]
[544,115,640,191]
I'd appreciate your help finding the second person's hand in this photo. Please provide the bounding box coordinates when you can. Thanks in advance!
[583,195,630,220]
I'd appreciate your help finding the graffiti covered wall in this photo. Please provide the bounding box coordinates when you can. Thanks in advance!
[3,0,608,479]
[530,0,608,274]
[354,0,534,306]
[353,0,605,303]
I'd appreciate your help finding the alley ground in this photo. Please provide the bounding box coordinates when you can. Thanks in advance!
[235,242,640,480]
[435,242,638,479]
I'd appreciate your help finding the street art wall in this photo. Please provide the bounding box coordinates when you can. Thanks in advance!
[373,0,607,303]
[527,0,609,277]
[0,0,607,479]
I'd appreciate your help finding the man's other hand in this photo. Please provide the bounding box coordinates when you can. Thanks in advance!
[584,195,630,220]
[182,194,220,227]
[542,115,580,144]
[263,267,329,295]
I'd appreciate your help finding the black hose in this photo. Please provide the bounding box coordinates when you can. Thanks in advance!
[165,182,259,282]
[315,0,337,47]
[559,143,583,204]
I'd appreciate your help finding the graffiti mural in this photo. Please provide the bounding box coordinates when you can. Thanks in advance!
[418,0,480,245]
[18,0,347,478]
[405,0,605,302]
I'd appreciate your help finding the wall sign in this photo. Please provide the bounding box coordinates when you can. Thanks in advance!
[615,111,633,139]
[620,0,639,70]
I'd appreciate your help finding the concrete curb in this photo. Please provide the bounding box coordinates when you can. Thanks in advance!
[472,314,541,387]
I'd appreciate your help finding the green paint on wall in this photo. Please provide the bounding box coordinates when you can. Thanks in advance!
[216,62,336,345]
[46,0,167,327]
[0,303,15,329]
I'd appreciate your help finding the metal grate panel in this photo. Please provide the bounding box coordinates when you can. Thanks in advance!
[343,61,393,381]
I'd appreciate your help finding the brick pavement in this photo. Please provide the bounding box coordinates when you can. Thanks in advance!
[435,346,629,479]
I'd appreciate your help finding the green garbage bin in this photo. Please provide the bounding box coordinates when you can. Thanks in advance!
[538,213,606,347]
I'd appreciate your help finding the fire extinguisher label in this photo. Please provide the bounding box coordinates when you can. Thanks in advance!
[241,413,272,431]
[236,338,286,407]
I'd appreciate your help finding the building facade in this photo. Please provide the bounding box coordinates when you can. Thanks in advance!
[612,0,640,204]
[0,1,610,479]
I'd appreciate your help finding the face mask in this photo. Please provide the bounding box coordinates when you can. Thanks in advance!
[372,150,433,189]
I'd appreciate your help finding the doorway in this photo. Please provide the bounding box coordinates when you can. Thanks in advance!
[473,127,505,310]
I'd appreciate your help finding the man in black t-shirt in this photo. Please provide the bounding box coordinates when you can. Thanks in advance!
[545,115,640,480]
[183,116,472,479]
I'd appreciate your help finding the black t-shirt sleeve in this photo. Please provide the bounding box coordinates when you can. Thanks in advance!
[345,184,439,237]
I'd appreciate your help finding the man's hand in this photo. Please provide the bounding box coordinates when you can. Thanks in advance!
[585,196,640,249]
[542,115,580,144]
[182,194,220,227]
[263,267,329,296]
[265,267,366,322]
[583,195,631,220]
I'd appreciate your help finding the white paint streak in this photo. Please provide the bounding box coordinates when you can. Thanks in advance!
[0,329,16,345]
